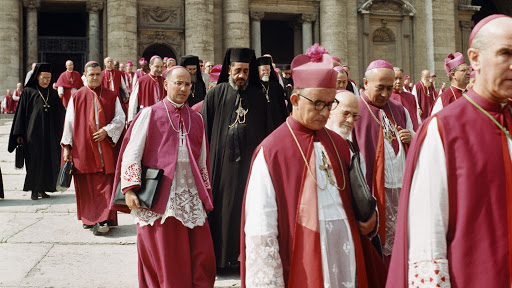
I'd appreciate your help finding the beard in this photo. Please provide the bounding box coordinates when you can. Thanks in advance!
[261,75,269,82]
[229,75,248,91]
[191,74,197,83]
[423,80,431,87]
[330,123,353,140]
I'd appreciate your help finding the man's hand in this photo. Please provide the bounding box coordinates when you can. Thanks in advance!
[92,128,108,142]
[58,94,64,99]
[357,211,377,236]
[123,96,130,104]
[397,126,413,144]
[63,145,71,161]
[418,108,423,116]
[17,136,23,144]
[125,190,140,210]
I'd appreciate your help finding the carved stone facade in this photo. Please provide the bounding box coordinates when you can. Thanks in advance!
[1,0,486,93]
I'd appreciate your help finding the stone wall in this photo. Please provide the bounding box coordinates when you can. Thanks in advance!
[185,0,214,61]
[432,0,457,85]
[223,0,250,48]
[0,0,20,91]
[106,0,137,64]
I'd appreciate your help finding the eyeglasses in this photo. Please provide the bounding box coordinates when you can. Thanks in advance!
[284,72,292,76]
[300,94,339,111]
[339,109,361,121]
[171,81,192,89]
[186,67,197,72]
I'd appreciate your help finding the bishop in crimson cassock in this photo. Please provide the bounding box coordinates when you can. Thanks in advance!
[391,67,420,131]
[102,57,130,117]
[111,66,215,287]
[127,56,165,123]
[12,82,23,111]
[55,60,84,108]
[387,14,512,288]
[62,61,125,235]
[430,52,471,115]
[353,60,415,265]
[411,69,436,121]
[241,44,386,288]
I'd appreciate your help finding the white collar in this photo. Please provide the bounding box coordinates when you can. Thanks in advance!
[166,97,184,108]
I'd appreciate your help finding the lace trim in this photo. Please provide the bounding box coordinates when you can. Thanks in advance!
[408,259,450,288]
[123,163,142,184]
[245,235,285,288]
[200,166,211,189]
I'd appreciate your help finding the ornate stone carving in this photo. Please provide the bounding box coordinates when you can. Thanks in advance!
[86,1,104,13]
[358,0,416,16]
[301,13,317,23]
[373,27,396,42]
[142,7,178,23]
[23,0,40,10]
[460,20,474,31]
[250,11,265,22]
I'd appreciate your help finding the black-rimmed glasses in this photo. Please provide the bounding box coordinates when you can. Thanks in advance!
[300,94,339,111]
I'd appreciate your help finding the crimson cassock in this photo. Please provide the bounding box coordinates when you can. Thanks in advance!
[387,90,512,287]
[201,82,284,268]
[8,84,66,192]
[137,74,165,107]
[436,85,464,108]
[13,88,22,111]
[240,118,387,288]
[352,94,408,247]
[70,86,118,226]
[413,81,436,121]
[390,90,419,131]
[55,70,83,108]
[110,101,215,288]
[3,94,15,114]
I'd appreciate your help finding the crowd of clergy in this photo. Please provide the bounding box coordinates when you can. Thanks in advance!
[2,13,512,288]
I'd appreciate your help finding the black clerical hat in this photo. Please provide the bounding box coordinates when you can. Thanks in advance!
[229,48,254,63]
[26,63,54,88]
[180,55,199,67]
[257,56,272,66]
[217,47,259,85]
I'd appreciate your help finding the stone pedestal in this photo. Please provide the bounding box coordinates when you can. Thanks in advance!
[185,0,214,61]
[87,1,103,62]
[23,0,39,71]
[1,0,20,91]
[223,0,250,48]
[106,0,137,63]
[301,14,315,53]
[250,11,264,57]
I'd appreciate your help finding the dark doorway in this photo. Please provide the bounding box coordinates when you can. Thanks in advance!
[142,44,177,65]
[36,5,89,80]
[261,20,295,66]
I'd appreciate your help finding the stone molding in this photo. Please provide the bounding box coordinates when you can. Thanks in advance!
[359,0,416,16]
[23,0,40,10]
[140,6,182,28]
[458,0,480,12]
[301,13,317,23]
[250,11,265,22]
[86,1,104,13]
[459,20,474,31]
[373,27,396,42]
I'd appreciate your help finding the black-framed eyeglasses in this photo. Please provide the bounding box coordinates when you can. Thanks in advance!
[300,94,339,111]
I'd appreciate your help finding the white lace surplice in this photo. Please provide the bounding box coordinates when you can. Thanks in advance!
[121,108,207,229]
[244,143,356,288]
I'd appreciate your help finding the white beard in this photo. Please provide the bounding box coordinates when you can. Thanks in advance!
[261,75,269,82]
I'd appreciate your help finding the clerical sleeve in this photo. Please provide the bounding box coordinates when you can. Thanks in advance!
[121,108,151,191]
[128,81,140,122]
[61,96,75,146]
[57,86,64,95]
[430,97,444,115]
[102,97,125,144]
[407,118,450,287]
[244,147,285,288]
[403,109,416,135]
[198,128,211,189]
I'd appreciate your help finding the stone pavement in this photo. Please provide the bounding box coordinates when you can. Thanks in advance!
[0,117,240,288]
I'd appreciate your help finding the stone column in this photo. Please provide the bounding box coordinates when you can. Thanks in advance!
[223,0,250,48]
[87,1,103,62]
[320,0,346,61]
[460,20,474,63]
[185,0,214,61]
[250,11,264,57]
[293,22,302,57]
[425,0,435,72]
[23,0,40,70]
[1,0,20,91]
[106,0,137,63]
[301,14,315,53]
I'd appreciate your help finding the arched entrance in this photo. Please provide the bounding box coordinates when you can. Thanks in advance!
[142,44,176,63]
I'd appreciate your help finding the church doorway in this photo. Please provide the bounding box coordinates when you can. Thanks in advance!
[142,44,176,64]
[261,19,295,66]
[37,3,89,79]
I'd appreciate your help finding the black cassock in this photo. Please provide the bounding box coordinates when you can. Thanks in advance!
[8,85,66,192]
[202,82,285,268]
[260,80,289,131]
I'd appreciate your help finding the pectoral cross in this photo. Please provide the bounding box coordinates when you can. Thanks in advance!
[319,151,336,186]
[179,130,186,147]
[384,131,396,143]
[43,104,50,112]
[70,78,74,84]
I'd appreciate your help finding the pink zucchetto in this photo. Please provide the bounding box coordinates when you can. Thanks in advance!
[444,52,466,76]
[150,55,161,62]
[366,59,393,71]
[404,75,410,80]
[469,14,511,47]
[139,57,147,65]
[209,64,222,83]
[331,56,341,64]
[333,66,348,73]
[125,60,133,67]
[291,43,336,89]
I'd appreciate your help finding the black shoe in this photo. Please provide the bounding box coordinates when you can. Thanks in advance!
[83,224,94,229]
[31,191,39,200]
[40,192,50,198]
[92,223,109,236]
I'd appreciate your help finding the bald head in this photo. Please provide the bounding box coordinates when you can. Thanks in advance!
[468,16,512,102]
[326,91,359,139]
[104,57,113,69]
[164,67,192,104]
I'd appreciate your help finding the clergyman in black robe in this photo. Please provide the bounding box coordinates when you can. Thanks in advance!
[180,55,206,107]
[257,56,289,131]
[201,47,285,270]
[8,63,66,200]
